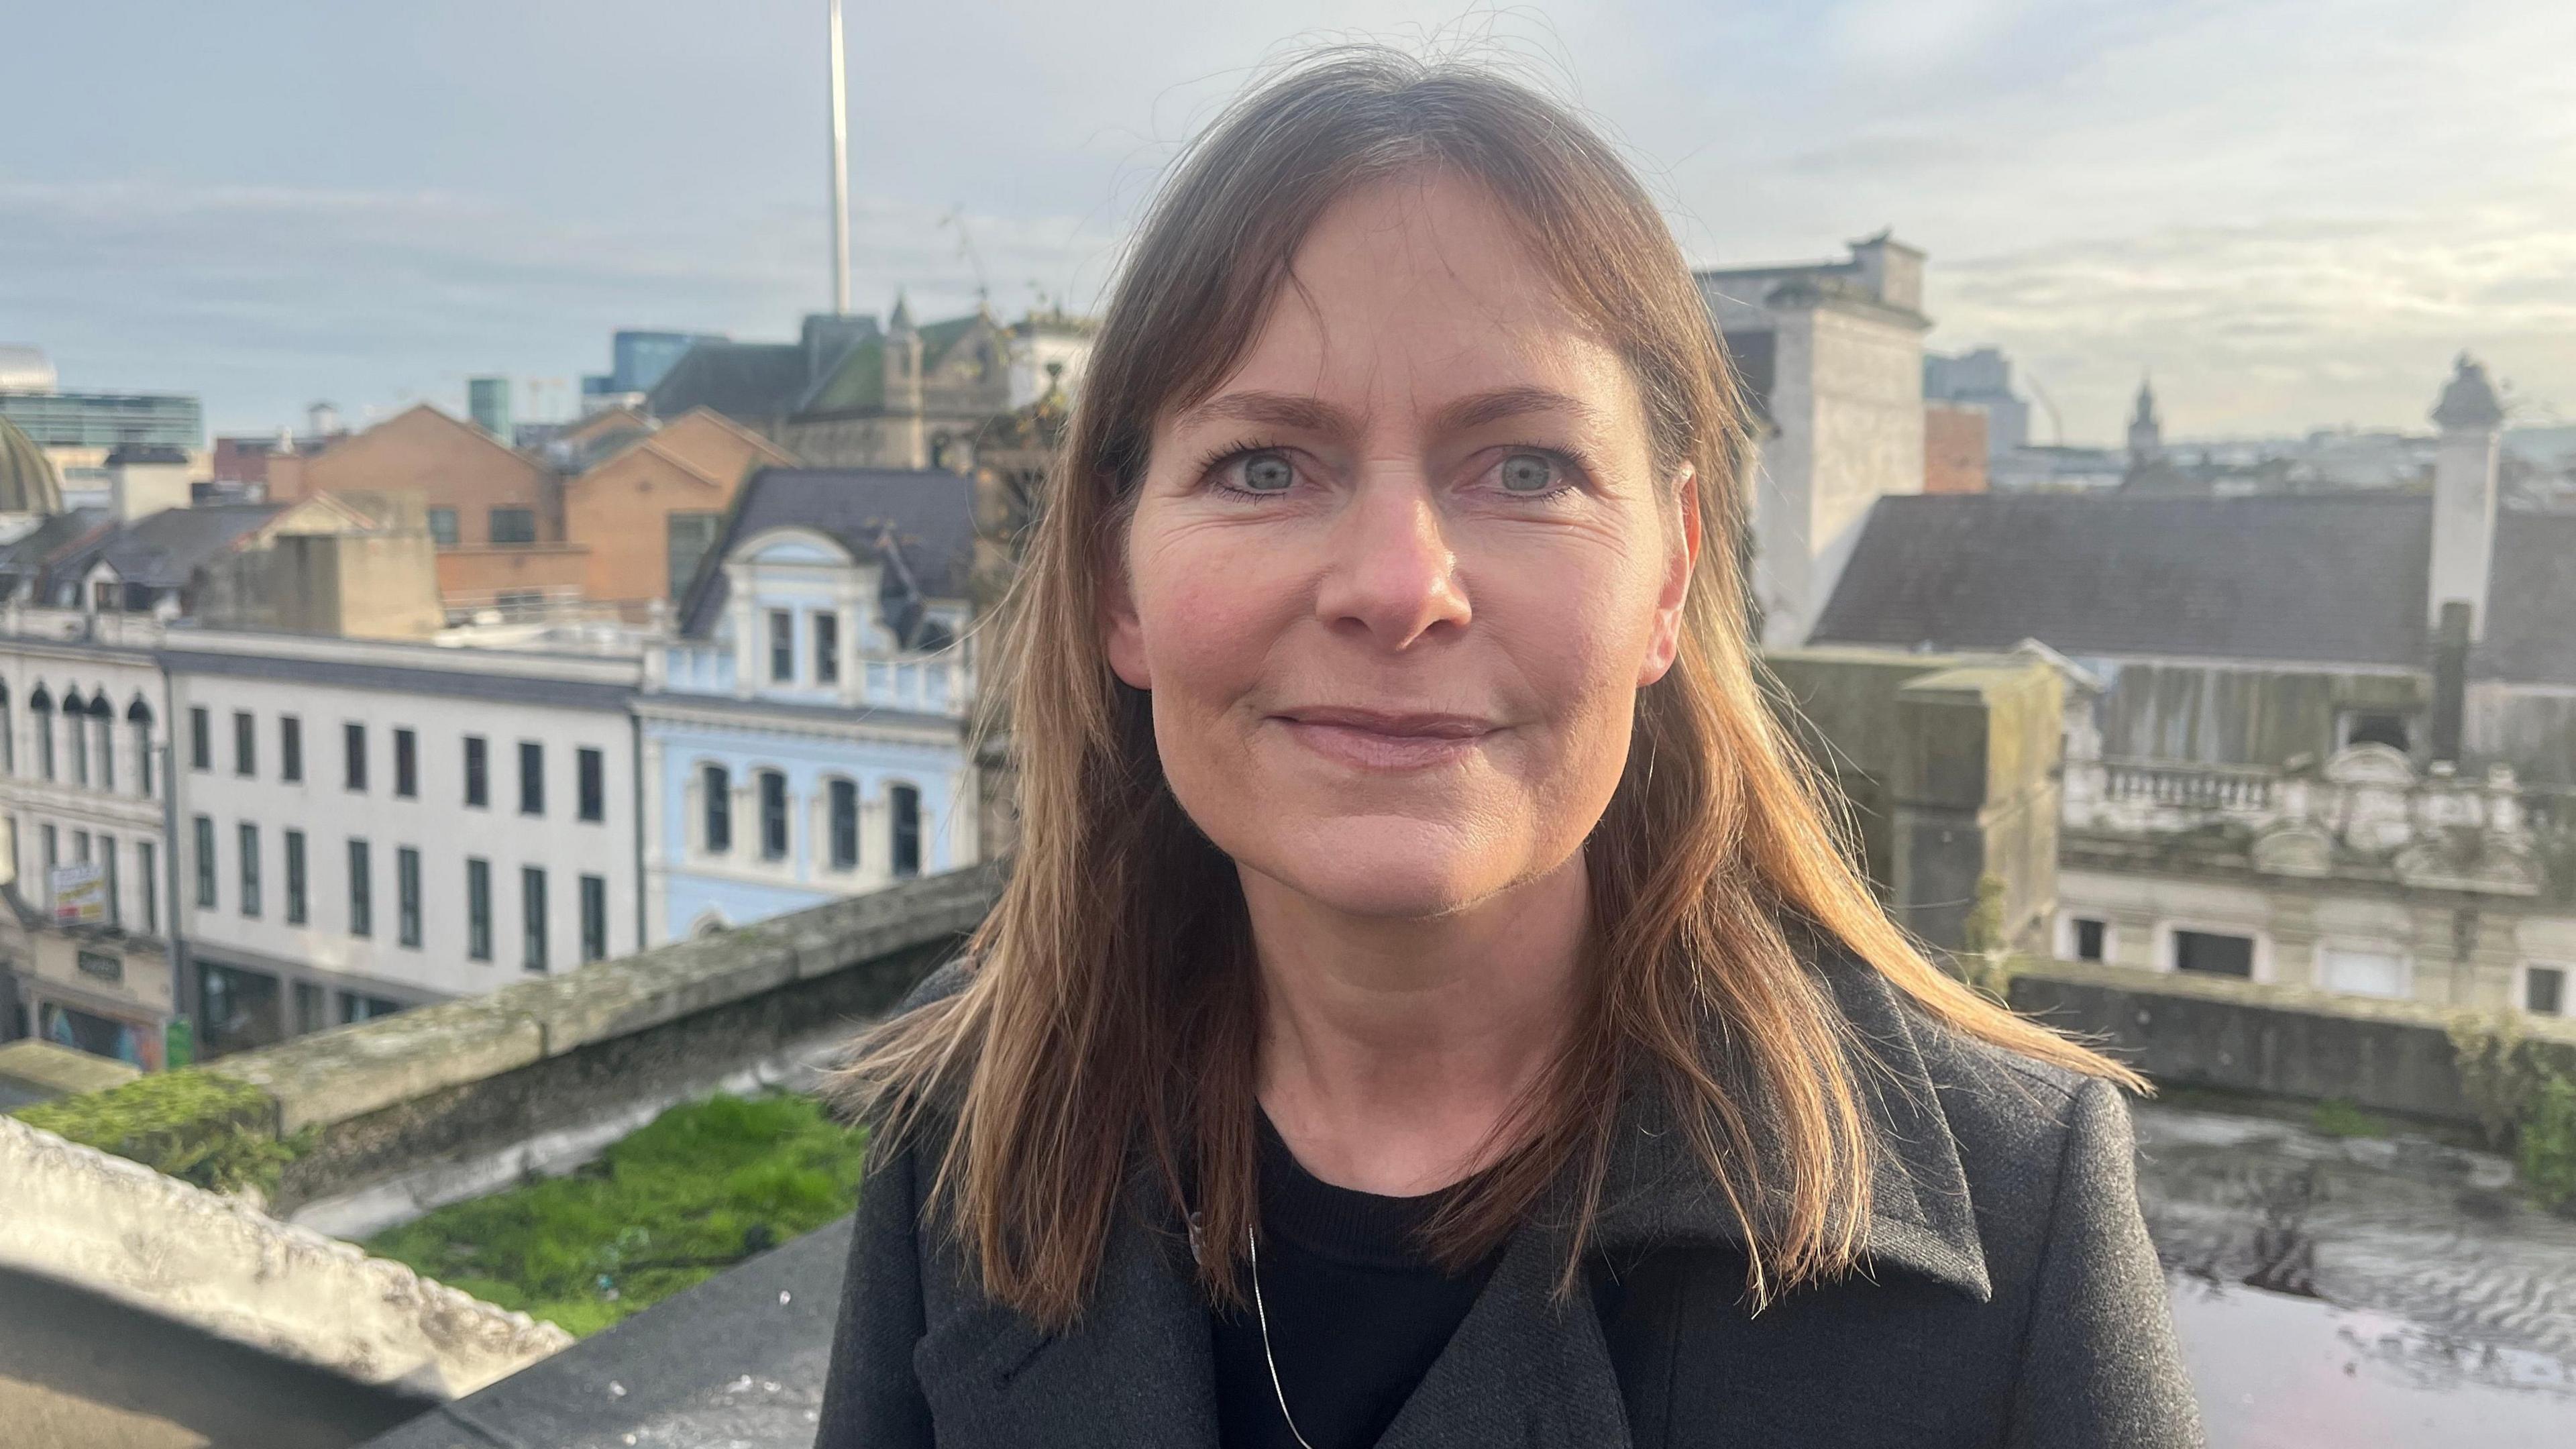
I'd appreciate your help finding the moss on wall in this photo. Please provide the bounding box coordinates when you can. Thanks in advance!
[9,1069,301,1196]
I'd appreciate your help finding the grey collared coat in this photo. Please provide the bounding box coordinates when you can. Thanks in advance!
[813,953,2202,1448]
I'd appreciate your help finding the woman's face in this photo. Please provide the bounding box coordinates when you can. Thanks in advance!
[1105,168,1697,920]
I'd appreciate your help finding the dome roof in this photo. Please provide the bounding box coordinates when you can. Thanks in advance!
[0,413,64,515]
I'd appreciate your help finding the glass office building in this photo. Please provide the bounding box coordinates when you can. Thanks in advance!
[0,390,203,450]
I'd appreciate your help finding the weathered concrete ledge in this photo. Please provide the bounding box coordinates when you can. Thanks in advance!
[0,1113,571,1401]
[239,861,1001,1213]
[2008,957,2576,1126]
[0,1038,142,1104]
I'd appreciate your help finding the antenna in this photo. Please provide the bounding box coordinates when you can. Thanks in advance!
[826,0,851,315]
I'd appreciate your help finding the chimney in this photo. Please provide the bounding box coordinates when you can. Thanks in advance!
[2427,352,2504,639]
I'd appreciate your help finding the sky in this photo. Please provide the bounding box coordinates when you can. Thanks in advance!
[3,0,2572,443]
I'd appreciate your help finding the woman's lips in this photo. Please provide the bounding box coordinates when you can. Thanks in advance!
[1271,708,1497,770]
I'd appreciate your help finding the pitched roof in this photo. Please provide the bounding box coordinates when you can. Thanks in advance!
[1811,492,2576,685]
[644,341,816,423]
[93,503,290,588]
[677,466,975,637]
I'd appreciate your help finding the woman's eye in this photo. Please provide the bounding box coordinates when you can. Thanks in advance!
[1237,452,1295,493]
[1497,452,1561,494]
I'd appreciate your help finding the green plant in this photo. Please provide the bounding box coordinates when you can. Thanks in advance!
[2310,1098,2390,1139]
[11,1069,299,1196]
[2447,1010,2542,1148]
[365,1091,869,1337]
[2518,1070,2576,1214]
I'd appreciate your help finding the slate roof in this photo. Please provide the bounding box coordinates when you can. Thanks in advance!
[677,466,977,637]
[0,507,113,588]
[1808,493,2576,686]
[645,341,819,424]
[91,503,288,588]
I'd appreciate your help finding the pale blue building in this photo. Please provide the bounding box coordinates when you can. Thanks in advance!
[635,467,980,944]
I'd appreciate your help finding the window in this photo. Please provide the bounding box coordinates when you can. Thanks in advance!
[0,692,13,775]
[193,816,215,908]
[73,829,89,862]
[666,511,721,600]
[829,779,859,870]
[279,714,302,783]
[427,506,459,547]
[139,841,156,934]
[2339,710,2413,753]
[488,506,537,545]
[294,981,327,1035]
[2529,965,2568,1018]
[384,728,415,798]
[237,822,261,918]
[189,705,209,771]
[578,747,604,822]
[198,961,283,1057]
[769,610,794,682]
[580,873,607,963]
[2322,947,2408,1000]
[91,708,112,792]
[464,735,488,807]
[347,839,372,938]
[814,612,840,684]
[102,835,119,925]
[131,704,153,796]
[2071,918,2106,963]
[759,770,788,860]
[891,784,921,879]
[397,847,422,949]
[702,764,731,853]
[2174,928,2255,979]
[522,866,548,972]
[466,857,492,962]
[284,830,307,925]
[66,704,86,786]
[343,722,367,791]
[518,741,543,816]
[233,710,256,777]
[340,992,402,1024]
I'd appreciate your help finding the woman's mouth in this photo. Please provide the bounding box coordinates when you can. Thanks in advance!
[1269,707,1497,771]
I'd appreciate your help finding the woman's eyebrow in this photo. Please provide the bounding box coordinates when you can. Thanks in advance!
[1173,386,1602,437]
[1430,386,1605,435]
[1173,391,1360,436]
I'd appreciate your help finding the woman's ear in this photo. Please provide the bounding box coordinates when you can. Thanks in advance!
[1638,463,1699,687]
[1099,529,1153,691]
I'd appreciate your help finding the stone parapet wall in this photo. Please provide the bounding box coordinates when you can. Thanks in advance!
[0,1113,570,1400]
[2008,957,2576,1126]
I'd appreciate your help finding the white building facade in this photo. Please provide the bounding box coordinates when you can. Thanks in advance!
[638,468,979,945]
[165,632,643,1057]
[0,616,178,1067]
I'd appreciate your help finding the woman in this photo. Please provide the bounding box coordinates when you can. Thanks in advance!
[818,49,2197,1449]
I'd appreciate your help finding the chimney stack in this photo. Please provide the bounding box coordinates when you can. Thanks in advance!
[2428,352,2504,640]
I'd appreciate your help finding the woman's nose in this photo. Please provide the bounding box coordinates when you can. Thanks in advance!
[1313,474,1472,649]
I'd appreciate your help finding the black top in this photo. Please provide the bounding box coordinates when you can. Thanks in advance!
[1210,1114,1504,1449]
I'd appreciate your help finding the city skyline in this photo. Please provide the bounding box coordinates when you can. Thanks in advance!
[3,0,2572,442]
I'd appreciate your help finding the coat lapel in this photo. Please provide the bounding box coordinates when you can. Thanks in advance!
[914,953,1990,1446]
[914,1159,1218,1447]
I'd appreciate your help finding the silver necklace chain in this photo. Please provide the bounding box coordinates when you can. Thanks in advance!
[1248,1224,1322,1449]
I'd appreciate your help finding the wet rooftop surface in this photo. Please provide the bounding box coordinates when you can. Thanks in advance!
[353,1102,2576,1448]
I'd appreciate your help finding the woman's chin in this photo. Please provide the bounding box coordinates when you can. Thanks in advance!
[1245,832,1518,922]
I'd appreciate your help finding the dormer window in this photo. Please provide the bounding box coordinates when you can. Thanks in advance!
[769,610,794,683]
[814,612,840,684]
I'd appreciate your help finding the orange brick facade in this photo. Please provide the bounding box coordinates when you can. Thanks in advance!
[564,409,794,608]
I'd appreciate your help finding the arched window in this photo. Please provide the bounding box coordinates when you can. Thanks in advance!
[757,769,789,861]
[0,680,13,776]
[828,778,859,871]
[29,687,54,782]
[89,697,114,793]
[890,783,921,879]
[700,763,731,854]
[62,689,86,786]
[126,698,154,798]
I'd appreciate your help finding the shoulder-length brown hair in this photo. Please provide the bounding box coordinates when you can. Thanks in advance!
[840,47,2141,1332]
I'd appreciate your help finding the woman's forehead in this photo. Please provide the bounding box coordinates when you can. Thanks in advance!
[1169,172,1642,441]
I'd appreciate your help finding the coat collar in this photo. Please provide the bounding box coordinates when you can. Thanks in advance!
[918,951,1991,1446]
